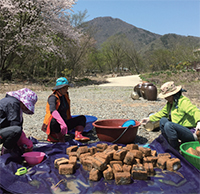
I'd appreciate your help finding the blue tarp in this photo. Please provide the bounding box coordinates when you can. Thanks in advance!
[0,135,199,194]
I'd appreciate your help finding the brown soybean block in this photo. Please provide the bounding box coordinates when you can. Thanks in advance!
[115,172,131,185]
[55,158,69,168]
[113,149,127,161]
[126,143,139,150]
[186,147,199,156]
[59,164,74,175]
[95,152,112,163]
[104,152,114,162]
[97,152,112,163]
[132,163,143,169]
[54,157,68,168]
[157,157,169,170]
[112,164,123,174]
[88,147,97,155]
[82,159,93,171]
[107,144,118,150]
[151,150,157,156]
[103,148,116,155]
[139,147,152,157]
[103,149,115,161]
[143,156,158,167]
[84,155,94,163]
[129,150,143,159]
[68,152,77,158]
[66,145,78,155]
[166,158,181,171]
[109,160,123,167]
[77,146,88,158]
[118,146,123,150]
[123,151,135,165]
[157,153,171,158]
[96,143,108,152]
[195,146,200,156]
[79,152,91,163]
[103,165,114,180]
[69,156,77,166]
[93,156,107,171]
[144,162,154,176]
[134,158,141,164]
[143,157,151,163]
[89,168,102,181]
[131,164,148,180]
[123,164,132,173]
[121,147,128,151]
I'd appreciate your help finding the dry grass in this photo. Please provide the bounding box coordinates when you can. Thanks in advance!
[0,83,51,93]
[143,71,200,107]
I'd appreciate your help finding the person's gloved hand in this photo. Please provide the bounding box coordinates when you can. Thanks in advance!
[17,131,33,150]
[52,110,68,135]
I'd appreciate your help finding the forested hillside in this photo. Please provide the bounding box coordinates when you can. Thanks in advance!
[83,17,161,51]
[1,4,200,83]
[84,17,200,54]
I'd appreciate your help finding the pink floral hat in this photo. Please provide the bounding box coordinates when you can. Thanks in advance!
[7,88,38,114]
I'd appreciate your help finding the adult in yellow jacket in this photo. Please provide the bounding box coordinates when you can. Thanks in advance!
[42,77,90,142]
[141,81,200,150]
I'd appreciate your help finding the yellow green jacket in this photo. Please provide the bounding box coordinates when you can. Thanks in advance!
[149,95,200,128]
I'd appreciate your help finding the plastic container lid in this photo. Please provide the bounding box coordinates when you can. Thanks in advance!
[121,120,136,127]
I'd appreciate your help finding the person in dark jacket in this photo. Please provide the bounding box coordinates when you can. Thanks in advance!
[42,77,90,142]
[0,88,38,154]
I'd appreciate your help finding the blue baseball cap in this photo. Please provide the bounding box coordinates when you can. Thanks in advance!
[52,77,69,90]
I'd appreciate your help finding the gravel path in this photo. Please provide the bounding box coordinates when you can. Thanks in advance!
[0,85,166,145]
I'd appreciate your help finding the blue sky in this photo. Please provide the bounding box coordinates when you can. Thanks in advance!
[72,0,200,37]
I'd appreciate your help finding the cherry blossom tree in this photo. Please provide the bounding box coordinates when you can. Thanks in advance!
[0,0,81,79]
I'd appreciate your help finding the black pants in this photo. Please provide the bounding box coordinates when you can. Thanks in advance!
[0,126,22,149]
[50,115,86,134]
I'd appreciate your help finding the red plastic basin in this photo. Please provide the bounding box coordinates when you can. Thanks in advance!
[93,119,140,144]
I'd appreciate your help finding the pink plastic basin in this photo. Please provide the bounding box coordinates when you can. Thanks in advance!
[22,151,45,165]
[93,119,140,144]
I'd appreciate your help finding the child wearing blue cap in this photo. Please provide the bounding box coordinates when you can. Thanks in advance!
[42,77,90,142]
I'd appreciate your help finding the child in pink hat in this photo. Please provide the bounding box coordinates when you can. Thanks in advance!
[0,88,37,154]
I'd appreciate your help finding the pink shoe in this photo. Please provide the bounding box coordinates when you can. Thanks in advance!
[74,126,90,142]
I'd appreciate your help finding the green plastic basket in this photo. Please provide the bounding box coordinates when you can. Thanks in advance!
[180,141,200,170]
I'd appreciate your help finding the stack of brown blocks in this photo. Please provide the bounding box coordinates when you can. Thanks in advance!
[54,143,182,185]
[186,146,200,157]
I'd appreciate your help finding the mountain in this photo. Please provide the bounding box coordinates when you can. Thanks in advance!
[84,16,161,51]
[140,33,200,55]
[83,17,200,53]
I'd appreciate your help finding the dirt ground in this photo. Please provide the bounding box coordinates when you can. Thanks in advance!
[0,72,199,107]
